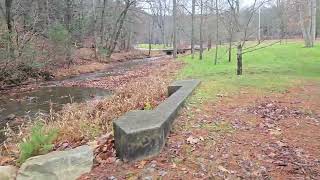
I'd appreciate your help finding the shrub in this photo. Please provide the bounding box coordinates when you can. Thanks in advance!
[48,23,70,45]
[18,123,58,164]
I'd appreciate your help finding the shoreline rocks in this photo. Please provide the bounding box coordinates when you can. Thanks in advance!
[17,145,93,180]
[0,165,18,180]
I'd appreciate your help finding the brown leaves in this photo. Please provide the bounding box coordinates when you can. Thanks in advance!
[186,136,200,145]
[263,141,320,178]
[248,101,305,121]
[186,135,204,145]
[0,156,14,166]
[94,133,117,165]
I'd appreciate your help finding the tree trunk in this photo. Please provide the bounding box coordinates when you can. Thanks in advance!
[5,0,14,59]
[299,1,314,47]
[173,0,177,58]
[106,1,131,57]
[214,0,219,65]
[311,0,317,44]
[100,0,107,44]
[126,30,131,52]
[199,0,203,60]
[65,0,73,66]
[148,19,152,56]
[191,0,195,59]
[237,44,242,75]
[228,35,232,62]
[92,0,99,59]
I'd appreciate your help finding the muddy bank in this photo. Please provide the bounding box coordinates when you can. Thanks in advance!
[0,56,168,142]
[0,56,165,121]
[54,50,164,80]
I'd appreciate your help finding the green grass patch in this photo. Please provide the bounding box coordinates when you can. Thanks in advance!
[202,121,234,133]
[18,122,58,164]
[178,42,320,104]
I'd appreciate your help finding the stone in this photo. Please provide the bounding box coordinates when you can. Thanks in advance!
[6,114,16,120]
[17,145,93,180]
[114,80,200,161]
[108,176,117,180]
[143,176,153,180]
[0,166,18,180]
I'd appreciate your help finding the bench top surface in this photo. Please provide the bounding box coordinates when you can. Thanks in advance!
[114,80,200,134]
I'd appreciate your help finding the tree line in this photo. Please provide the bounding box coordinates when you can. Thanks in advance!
[0,0,318,84]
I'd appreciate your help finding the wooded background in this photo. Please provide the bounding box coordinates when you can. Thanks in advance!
[0,0,318,82]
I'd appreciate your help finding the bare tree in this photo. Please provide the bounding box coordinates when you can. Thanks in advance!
[214,0,219,65]
[297,0,317,47]
[65,0,73,66]
[1,0,14,58]
[226,0,277,75]
[173,0,177,58]
[199,0,204,60]
[276,0,286,43]
[191,0,195,59]
[106,0,136,57]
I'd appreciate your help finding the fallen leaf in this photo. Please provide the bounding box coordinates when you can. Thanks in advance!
[218,165,230,173]
[137,160,147,169]
[187,136,200,145]
[171,163,177,168]
[0,156,14,165]
[269,129,282,135]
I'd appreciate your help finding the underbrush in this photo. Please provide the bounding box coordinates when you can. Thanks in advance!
[0,62,52,87]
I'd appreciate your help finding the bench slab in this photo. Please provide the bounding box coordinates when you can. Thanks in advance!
[113,80,200,161]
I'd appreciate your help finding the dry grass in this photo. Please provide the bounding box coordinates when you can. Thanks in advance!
[2,58,183,163]
[54,62,107,79]
[51,59,182,143]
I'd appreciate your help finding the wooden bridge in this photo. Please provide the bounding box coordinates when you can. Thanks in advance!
[162,48,190,55]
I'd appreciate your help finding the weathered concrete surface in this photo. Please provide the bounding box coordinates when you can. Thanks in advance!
[114,80,200,161]
[17,145,93,180]
[0,166,18,180]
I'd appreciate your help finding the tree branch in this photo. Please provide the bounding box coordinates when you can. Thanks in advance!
[242,41,280,55]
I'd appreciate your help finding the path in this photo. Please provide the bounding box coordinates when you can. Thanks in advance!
[81,81,320,179]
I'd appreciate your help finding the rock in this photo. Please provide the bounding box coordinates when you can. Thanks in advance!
[17,145,93,180]
[143,176,153,180]
[6,114,16,120]
[0,166,18,180]
[108,176,117,180]
[159,170,168,177]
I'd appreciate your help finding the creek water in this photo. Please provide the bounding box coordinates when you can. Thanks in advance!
[0,56,164,141]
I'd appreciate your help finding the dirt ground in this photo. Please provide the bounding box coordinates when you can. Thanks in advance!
[81,82,320,179]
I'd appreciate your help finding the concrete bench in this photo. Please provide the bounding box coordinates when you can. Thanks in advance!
[113,80,200,161]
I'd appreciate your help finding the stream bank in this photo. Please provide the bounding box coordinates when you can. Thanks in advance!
[0,56,167,142]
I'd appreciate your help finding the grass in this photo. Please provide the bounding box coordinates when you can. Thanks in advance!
[178,41,320,103]
[137,44,172,49]
[18,122,58,164]
[3,58,182,157]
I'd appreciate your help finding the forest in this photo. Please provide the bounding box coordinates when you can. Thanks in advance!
[0,0,319,179]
